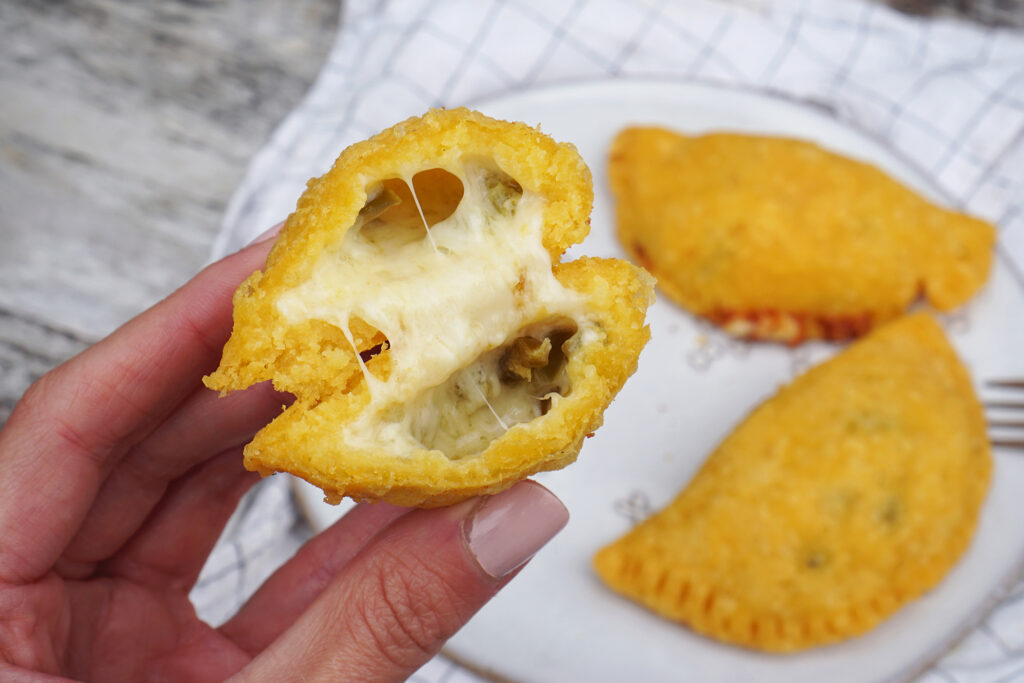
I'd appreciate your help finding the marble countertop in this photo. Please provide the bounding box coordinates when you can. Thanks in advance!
[0,0,338,422]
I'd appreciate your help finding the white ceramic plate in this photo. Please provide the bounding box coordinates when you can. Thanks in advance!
[293,79,1024,683]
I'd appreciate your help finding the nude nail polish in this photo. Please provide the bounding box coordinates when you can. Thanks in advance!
[463,481,569,579]
[251,221,285,245]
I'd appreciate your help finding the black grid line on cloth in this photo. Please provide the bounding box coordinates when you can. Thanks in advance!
[884,65,959,137]
[837,79,1000,173]
[997,245,1024,291]
[348,118,390,140]
[886,55,1024,142]
[996,200,1024,233]
[234,535,292,584]
[317,0,440,165]
[826,1,875,93]
[960,68,1017,99]
[517,0,611,83]
[996,580,1024,606]
[929,66,1024,178]
[975,21,1007,63]
[657,10,745,79]
[964,68,1024,111]
[980,622,1017,656]
[687,12,737,77]
[374,0,439,81]
[297,13,382,119]
[415,17,518,91]
[194,549,248,590]
[988,608,1024,656]
[192,478,305,612]
[437,660,460,683]
[941,650,1024,678]
[913,19,931,67]
[362,0,388,18]
[785,19,844,71]
[799,5,905,42]
[380,14,470,97]
[977,25,999,65]
[388,71,446,106]
[992,662,1024,683]
[759,0,806,83]
[234,537,250,607]
[962,124,1024,204]
[236,478,263,520]
[999,202,1023,230]
[409,662,456,683]
[929,669,959,683]
[222,9,382,231]
[410,658,463,683]
[991,176,1021,192]
[841,79,952,141]
[608,0,670,75]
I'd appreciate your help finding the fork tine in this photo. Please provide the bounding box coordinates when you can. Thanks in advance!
[986,401,1024,410]
[987,379,1024,389]
[988,420,1024,429]
[986,379,1024,451]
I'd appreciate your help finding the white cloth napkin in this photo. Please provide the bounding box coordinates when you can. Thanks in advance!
[197,2,1024,681]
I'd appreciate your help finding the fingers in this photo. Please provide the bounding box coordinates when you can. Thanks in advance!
[59,381,290,574]
[0,666,69,682]
[0,235,275,583]
[98,447,260,591]
[237,482,568,682]
[219,501,411,654]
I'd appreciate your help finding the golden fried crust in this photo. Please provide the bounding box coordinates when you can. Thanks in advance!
[610,129,995,343]
[594,314,991,651]
[210,109,596,397]
[205,108,654,507]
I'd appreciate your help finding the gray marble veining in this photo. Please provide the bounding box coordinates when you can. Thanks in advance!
[0,0,338,421]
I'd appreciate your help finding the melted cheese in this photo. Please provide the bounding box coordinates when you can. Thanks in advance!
[276,162,587,458]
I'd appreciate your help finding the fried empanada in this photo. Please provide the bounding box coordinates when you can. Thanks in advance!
[610,129,995,343]
[594,313,990,651]
[205,108,654,507]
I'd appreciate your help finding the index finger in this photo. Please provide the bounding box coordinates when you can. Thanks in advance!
[0,232,278,583]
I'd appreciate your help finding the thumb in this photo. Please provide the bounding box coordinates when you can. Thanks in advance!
[236,481,568,682]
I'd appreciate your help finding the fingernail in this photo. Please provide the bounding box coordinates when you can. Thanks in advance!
[250,221,285,245]
[463,481,569,579]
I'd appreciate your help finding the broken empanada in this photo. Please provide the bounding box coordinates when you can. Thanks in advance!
[206,108,654,507]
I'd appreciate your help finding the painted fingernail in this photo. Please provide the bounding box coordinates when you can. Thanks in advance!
[250,221,285,245]
[463,481,569,579]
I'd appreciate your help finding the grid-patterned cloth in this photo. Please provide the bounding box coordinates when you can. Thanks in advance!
[199,2,1024,681]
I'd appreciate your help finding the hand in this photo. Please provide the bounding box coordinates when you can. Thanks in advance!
[0,229,569,682]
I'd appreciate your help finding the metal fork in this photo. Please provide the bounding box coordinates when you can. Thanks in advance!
[987,379,1024,450]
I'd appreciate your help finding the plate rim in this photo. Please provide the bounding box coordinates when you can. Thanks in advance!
[291,76,1024,683]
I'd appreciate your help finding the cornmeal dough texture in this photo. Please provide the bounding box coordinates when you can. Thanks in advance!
[206,108,654,507]
[610,128,995,343]
[594,314,990,652]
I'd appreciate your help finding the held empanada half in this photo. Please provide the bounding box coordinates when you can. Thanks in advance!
[205,108,654,507]
[610,129,995,343]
